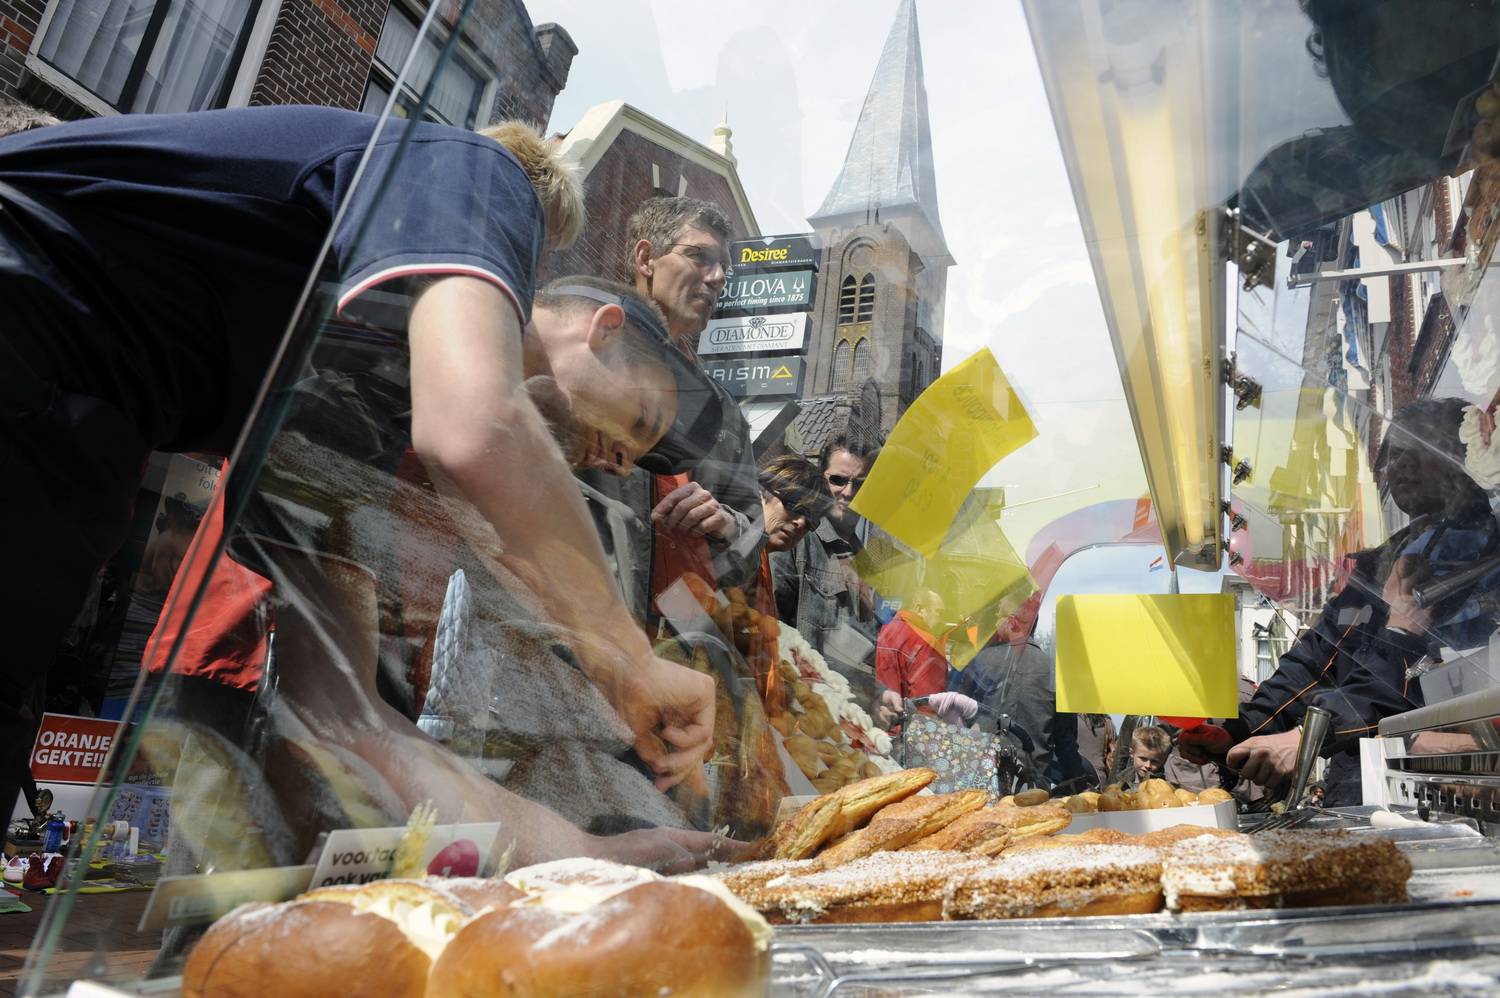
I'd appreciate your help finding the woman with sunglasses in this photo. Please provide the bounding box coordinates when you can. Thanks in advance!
[758,455,832,555]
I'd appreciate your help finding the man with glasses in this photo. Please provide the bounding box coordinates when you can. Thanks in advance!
[578,197,764,631]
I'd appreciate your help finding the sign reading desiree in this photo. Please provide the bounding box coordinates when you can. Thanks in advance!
[729,234,819,271]
[716,270,815,313]
[704,356,805,398]
[697,312,808,356]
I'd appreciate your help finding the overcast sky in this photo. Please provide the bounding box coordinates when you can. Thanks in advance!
[526,0,1154,579]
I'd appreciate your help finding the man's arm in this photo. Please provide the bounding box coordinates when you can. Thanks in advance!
[406,276,712,789]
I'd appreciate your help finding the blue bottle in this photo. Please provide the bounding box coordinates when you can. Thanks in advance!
[43,814,65,854]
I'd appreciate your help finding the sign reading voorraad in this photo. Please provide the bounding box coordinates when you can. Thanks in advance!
[704,356,805,398]
[697,312,808,356]
[30,712,122,785]
[307,822,505,889]
[716,270,815,312]
[729,233,819,270]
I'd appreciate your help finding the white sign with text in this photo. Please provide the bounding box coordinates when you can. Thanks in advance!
[307,821,506,889]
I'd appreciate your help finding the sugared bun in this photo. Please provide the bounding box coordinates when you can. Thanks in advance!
[183,900,430,998]
[427,881,768,998]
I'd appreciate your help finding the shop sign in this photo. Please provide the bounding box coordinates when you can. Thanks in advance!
[716,270,815,312]
[704,356,804,398]
[697,312,808,356]
[729,234,819,270]
[308,822,505,888]
[30,712,121,785]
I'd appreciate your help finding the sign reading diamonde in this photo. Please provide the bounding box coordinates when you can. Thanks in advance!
[696,313,808,356]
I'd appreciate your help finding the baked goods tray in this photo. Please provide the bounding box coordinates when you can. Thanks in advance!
[766,823,1500,997]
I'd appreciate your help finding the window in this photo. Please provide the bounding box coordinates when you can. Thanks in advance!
[837,275,857,325]
[857,274,875,322]
[33,0,263,113]
[362,4,492,129]
[832,340,851,388]
[851,337,870,385]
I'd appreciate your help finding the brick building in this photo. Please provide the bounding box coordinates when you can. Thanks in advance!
[543,99,758,285]
[0,0,574,131]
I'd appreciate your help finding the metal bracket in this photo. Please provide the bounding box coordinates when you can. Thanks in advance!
[1221,207,1277,292]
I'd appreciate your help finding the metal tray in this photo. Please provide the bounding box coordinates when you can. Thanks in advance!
[764,818,1500,996]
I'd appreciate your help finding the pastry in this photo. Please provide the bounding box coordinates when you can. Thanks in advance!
[742,850,990,924]
[182,900,431,998]
[769,768,936,860]
[1160,828,1412,912]
[428,881,767,998]
[945,844,1164,919]
[902,808,1015,856]
[817,789,988,866]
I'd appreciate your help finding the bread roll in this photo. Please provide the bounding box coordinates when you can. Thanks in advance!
[428,881,766,998]
[183,900,430,998]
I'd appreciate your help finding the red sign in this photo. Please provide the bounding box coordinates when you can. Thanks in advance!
[30,713,121,785]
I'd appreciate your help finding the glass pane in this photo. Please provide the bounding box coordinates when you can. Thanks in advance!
[13,0,1500,991]
[36,0,154,104]
[129,0,254,112]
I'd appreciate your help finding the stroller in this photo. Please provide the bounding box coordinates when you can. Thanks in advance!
[896,696,1047,802]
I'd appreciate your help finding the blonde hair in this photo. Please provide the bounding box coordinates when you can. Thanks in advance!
[478,121,584,250]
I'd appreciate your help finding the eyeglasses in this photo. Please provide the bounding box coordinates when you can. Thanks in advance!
[769,488,826,528]
[667,243,729,275]
[825,473,866,491]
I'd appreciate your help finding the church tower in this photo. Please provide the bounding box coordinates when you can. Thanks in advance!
[798,0,952,452]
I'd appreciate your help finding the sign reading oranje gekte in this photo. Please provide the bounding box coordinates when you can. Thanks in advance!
[31,712,122,785]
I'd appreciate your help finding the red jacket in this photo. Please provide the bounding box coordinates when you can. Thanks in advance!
[875,611,949,700]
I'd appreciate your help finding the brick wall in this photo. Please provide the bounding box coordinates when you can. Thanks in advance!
[251,0,384,109]
[544,127,751,286]
[1,0,570,126]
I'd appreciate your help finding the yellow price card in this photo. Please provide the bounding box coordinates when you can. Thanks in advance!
[850,349,1035,558]
[1054,593,1238,717]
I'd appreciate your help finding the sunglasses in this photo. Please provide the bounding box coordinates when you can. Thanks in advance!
[825,473,866,490]
[770,488,825,528]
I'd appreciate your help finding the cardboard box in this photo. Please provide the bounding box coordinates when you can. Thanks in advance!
[1060,798,1238,835]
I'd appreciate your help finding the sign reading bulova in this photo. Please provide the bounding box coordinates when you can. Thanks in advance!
[729,234,819,271]
[716,270,815,312]
[704,356,805,398]
[697,312,808,356]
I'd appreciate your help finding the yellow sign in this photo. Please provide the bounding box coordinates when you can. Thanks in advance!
[772,365,793,378]
[854,497,1034,672]
[1054,593,1238,717]
[851,349,1036,558]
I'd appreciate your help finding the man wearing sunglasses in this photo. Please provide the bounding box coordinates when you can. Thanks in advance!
[577,197,764,629]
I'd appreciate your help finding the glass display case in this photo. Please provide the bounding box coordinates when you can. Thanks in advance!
[11,0,1500,994]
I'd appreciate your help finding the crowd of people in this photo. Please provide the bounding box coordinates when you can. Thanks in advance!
[4,97,1498,893]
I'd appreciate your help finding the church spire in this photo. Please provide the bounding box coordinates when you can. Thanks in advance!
[809,0,948,261]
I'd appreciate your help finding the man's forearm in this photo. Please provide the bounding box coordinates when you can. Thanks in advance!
[407,278,654,680]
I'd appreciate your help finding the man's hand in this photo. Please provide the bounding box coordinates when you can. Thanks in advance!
[587,826,756,875]
[1175,724,1234,764]
[871,689,902,729]
[927,691,979,726]
[612,656,715,791]
[652,482,734,541]
[1226,728,1303,787]
[1383,552,1435,635]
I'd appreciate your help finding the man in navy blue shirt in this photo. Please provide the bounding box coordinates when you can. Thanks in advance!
[0,107,729,869]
